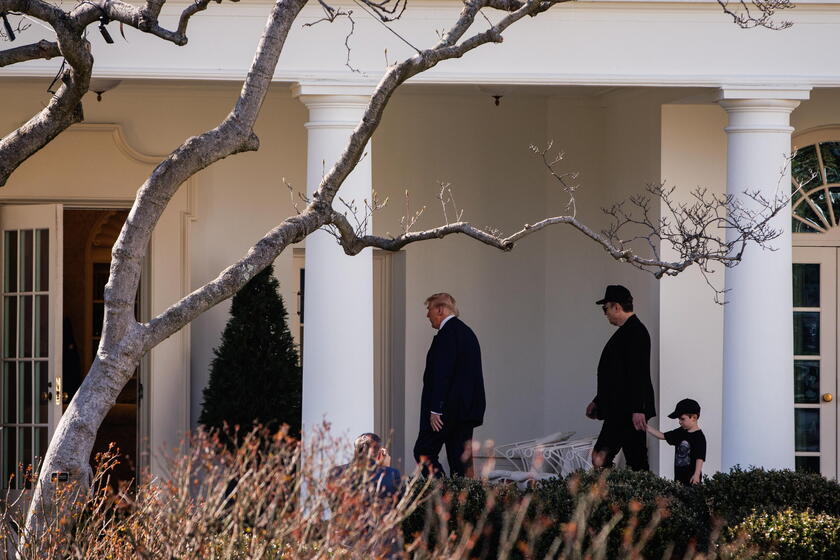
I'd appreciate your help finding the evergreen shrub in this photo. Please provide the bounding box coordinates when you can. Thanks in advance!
[403,467,840,559]
[701,467,840,524]
[403,469,709,559]
[199,265,302,442]
[728,509,840,560]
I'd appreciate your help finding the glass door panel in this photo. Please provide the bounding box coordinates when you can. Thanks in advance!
[0,205,62,489]
[792,248,837,476]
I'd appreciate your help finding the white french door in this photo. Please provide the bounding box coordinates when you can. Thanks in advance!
[793,247,839,477]
[0,204,63,489]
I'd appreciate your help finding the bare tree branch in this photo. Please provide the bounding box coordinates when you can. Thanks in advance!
[715,0,793,29]
[0,0,92,186]
[0,0,225,186]
[327,184,788,282]
[0,38,58,66]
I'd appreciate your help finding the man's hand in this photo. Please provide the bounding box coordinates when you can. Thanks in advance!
[690,472,701,485]
[430,412,444,432]
[632,412,647,431]
[585,401,598,419]
[377,446,392,467]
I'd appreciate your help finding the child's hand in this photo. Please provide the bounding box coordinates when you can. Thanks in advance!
[690,472,701,485]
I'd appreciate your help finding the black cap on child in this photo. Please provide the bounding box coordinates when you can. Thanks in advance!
[667,398,701,419]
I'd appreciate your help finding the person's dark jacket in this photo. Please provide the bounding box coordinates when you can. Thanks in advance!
[593,314,656,420]
[420,316,486,427]
[329,463,402,498]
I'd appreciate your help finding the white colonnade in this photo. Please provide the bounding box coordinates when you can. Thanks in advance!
[293,82,375,453]
[718,87,810,470]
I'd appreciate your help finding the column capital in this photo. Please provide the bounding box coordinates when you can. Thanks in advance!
[292,81,375,129]
[716,85,811,102]
[291,81,375,103]
[717,87,810,134]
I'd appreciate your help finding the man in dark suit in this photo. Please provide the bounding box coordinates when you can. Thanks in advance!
[413,293,486,478]
[585,285,656,471]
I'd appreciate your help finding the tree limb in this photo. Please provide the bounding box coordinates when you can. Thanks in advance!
[0,38,59,66]
[0,0,92,186]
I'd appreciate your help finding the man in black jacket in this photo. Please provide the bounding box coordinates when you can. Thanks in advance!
[585,285,656,471]
[413,293,486,478]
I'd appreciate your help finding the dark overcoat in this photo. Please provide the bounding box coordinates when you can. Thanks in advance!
[593,314,656,420]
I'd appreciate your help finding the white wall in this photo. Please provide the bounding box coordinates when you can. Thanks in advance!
[792,88,840,134]
[659,103,727,476]
[542,89,669,471]
[372,91,549,466]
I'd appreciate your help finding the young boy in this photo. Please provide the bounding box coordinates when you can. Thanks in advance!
[646,398,706,485]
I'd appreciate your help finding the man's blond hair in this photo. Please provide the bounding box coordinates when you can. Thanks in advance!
[424,293,459,317]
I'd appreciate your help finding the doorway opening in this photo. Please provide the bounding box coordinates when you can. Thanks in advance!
[63,209,139,491]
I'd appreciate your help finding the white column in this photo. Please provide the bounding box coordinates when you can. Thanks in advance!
[293,82,375,449]
[717,87,810,471]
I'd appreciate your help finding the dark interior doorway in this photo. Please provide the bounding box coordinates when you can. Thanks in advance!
[63,209,138,491]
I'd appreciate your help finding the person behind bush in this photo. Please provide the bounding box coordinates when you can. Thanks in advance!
[330,432,401,497]
[646,398,706,485]
[327,433,403,558]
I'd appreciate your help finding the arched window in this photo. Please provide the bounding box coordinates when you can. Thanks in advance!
[792,141,840,233]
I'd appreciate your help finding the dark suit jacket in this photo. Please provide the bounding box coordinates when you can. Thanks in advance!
[593,314,656,420]
[420,316,486,428]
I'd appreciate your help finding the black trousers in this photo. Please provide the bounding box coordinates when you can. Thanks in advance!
[413,421,474,478]
[593,415,649,471]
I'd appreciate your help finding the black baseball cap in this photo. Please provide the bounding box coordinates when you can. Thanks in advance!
[595,285,633,305]
[667,398,701,419]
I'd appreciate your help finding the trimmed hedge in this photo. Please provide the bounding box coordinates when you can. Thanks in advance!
[402,467,840,559]
[702,467,840,524]
[729,509,840,560]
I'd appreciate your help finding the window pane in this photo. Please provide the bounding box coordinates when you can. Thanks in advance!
[3,362,15,424]
[20,230,32,293]
[4,231,17,293]
[3,296,16,359]
[21,427,31,488]
[36,295,47,358]
[793,312,820,355]
[93,302,104,338]
[793,217,821,233]
[35,362,48,424]
[795,455,821,474]
[794,360,820,404]
[3,427,16,489]
[812,188,833,226]
[19,295,32,358]
[793,201,826,230]
[20,362,31,424]
[793,144,821,187]
[795,408,820,452]
[821,142,840,184]
[793,263,820,307]
[93,263,108,300]
[35,427,47,470]
[35,229,48,292]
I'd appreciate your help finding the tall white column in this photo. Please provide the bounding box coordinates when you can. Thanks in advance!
[293,82,375,449]
[717,87,810,470]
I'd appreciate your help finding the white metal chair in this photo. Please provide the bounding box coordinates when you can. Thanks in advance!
[492,431,575,472]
